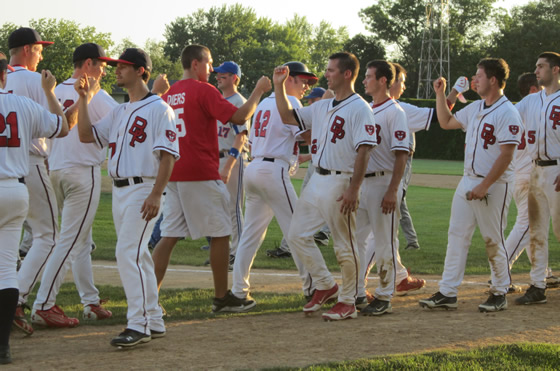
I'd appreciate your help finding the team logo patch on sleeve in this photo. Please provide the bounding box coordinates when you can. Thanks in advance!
[166,130,177,142]
[508,125,519,135]
[395,130,407,141]
[365,124,375,136]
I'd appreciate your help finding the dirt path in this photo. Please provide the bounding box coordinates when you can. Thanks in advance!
[6,262,560,370]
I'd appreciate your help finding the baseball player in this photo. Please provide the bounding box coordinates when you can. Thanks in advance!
[514,52,560,305]
[75,48,179,347]
[4,27,61,333]
[151,44,271,313]
[204,61,250,265]
[29,43,118,328]
[356,60,409,316]
[419,58,522,312]
[230,61,317,307]
[275,52,377,321]
[0,56,69,364]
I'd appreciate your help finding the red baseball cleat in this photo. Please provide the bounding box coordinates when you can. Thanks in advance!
[303,283,338,313]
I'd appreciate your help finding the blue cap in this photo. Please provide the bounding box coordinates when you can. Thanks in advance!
[213,61,241,78]
[304,87,326,100]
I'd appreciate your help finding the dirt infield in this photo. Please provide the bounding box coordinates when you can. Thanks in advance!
[6,262,560,370]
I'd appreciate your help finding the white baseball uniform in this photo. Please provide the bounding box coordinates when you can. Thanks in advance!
[31,78,117,311]
[287,94,377,305]
[439,95,522,297]
[516,89,560,289]
[217,92,249,257]
[360,101,433,293]
[231,93,313,299]
[0,89,62,292]
[5,67,59,300]
[90,93,179,335]
[356,98,409,302]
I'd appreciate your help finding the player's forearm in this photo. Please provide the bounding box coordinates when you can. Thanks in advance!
[388,151,408,192]
[76,96,95,143]
[435,91,454,130]
[152,152,176,197]
[349,144,373,192]
[64,101,79,130]
[274,82,298,126]
[45,91,69,137]
[479,144,516,189]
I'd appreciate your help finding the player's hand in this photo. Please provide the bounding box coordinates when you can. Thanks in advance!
[41,70,56,93]
[298,154,311,164]
[273,66,290,86]
[220,166,232,184]
[433,77,446,95]
[466,183,489,201]
[141,192,161,221]
[87,76,101,100]
[255,76,272,94]
[554,174,560,192]
[74,73,90,98]
[381,189,398,215]
[453,76,469,94]
[337,187,359,215]
[152,74,170,96]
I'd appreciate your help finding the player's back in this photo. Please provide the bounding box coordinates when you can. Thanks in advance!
[249,93,302,164]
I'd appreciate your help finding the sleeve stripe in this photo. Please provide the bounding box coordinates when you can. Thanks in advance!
[425,108,434,130]
[154,146,180,159]
[92,126,104,148]
[48,116,61,139]
[354,140,377,150]
[293,110,306,131]
[499,140,521,144]
[391,145,410,152]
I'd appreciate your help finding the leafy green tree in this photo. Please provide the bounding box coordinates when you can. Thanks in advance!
[489,0,560,99]
[359,0,497,98]
[342,34,386,98]
[0,19,116,92]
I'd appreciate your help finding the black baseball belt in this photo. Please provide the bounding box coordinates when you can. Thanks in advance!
[113,176,144,188]
[534,159,559,167]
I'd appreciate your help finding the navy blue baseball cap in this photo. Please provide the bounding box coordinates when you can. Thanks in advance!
[213,61,241,78]
[8,27,53,49]
[108,48,152,72]
[304,87,326,100]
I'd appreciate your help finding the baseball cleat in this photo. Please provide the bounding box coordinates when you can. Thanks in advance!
[31,305,79,328]
[546,275,560,289]
[322,302,357,321]
[303,284,339,313]
[313,231,330,246]
[396,275,426,296]
[478,294,507,312]
[508,284,523,294]
[12,305,33,335]
[0,345,11,365]
[110,328,151,348]
[212,290,256,313]
[266,247,291,258]
[515,285,547,305]
[405,242,420,250]
[361,298,392,316]
[83,300,112,320]
[419,292,458,310]
[355,296,369,311]
[150,329,166,339]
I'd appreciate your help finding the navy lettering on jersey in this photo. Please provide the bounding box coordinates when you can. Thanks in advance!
[549,105,560,129]
[0,112,21,148]
[330,116,346,143]
[481,123,496,149]
[128,116,147,147]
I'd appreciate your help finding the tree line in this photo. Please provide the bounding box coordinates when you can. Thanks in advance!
[1,1,558,100]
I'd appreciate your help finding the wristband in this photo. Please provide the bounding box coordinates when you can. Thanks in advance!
[228,148,239,159]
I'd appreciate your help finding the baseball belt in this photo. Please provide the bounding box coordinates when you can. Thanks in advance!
[316,166,342,175]
[534,159,559,167]
[113,176,144,188]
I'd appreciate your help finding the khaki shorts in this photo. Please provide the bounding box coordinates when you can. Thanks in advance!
[161,180,232,240]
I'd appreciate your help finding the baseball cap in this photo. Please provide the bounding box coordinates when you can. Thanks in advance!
[107,48,152,72]
[304,87,326,100]
[73,43,118,64]
[8,27,54,49]
[213,61,242,78]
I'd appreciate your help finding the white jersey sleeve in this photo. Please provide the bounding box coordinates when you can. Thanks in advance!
[396,101,433,133]
[0,90,61,178]
[217,92,249,152]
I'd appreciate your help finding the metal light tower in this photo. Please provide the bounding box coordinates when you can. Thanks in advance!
[416,0,450,99]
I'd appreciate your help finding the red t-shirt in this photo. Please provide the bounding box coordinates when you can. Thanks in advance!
[162,79,238,181]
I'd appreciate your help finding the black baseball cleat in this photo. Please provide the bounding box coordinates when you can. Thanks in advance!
[212,290,256,313]
[0,345,11,365]
[266,247,291,258]
[355,296,369,311]
[515,285,547,305]
[361,298,392,316]
[419,292,458,310]
[110,328,151,347]
[150,329,166,339]
[479,294,507,312]
[313,231,330,246]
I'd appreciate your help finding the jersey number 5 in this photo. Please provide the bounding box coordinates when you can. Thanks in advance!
[254,110,270,137]
[0,112,21,148]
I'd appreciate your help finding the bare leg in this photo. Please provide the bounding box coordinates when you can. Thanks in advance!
[210,235,230,298]
[152,237,179,291]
